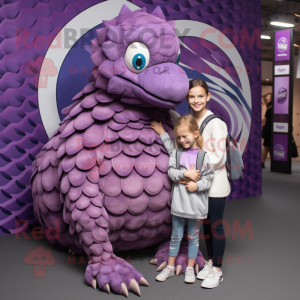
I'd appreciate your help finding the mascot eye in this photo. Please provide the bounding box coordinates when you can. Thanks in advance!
[176,48,181,65]
[124,42,150,73]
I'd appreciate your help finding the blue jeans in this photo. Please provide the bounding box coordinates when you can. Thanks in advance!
[168,215,202,260]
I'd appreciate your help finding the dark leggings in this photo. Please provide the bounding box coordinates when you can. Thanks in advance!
[203,197,226,267]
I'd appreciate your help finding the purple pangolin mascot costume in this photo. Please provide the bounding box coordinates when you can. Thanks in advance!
[30,4,204,296]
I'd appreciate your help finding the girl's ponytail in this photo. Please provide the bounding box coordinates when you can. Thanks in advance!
[195,133,203,150]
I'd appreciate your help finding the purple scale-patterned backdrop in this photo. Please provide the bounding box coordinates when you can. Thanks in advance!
[0,0,261,236]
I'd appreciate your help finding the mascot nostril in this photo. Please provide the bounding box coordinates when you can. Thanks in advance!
[30,4,195,296]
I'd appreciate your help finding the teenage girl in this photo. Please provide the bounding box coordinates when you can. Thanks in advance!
[151,78,230,289]
[155,114,214,284]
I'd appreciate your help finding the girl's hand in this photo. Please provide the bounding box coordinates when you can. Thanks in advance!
[179,165,199,184]
[184,166,200,182]
[185,181,198,193]
[178,178,192,184]
[150,120,165,135]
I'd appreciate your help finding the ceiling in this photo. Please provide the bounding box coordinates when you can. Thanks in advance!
[261,0,300,60]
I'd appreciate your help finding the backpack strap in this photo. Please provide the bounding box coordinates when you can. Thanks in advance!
[175,149,183,169]
[170,149,183,201]
[175,148,205,172]
[199,115,224,135]
[196,150,206,175]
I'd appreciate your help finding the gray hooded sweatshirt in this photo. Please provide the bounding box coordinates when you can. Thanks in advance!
[160,132,215,219]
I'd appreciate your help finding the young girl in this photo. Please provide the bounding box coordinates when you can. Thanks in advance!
[155,114,214,284]
[151,78,230,289]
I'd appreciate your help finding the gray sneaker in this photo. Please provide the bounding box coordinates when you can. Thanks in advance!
[196,261,213,280]
[184,268,196,283]
[156,266,174,282]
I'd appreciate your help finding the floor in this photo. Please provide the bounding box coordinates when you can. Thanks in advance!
[0,158,299,300]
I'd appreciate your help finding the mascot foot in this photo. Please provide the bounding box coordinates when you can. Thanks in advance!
[150,240,205,275]
[85,254,148,296]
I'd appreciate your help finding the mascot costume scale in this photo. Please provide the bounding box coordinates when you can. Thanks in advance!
[30,4,205,297]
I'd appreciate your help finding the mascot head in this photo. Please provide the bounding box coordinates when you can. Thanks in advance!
[89,4,189,109]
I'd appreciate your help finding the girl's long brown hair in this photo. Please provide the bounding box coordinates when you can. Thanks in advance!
[174,114,203,150]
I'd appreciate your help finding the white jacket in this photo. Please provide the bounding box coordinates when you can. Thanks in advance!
[197,110,231,198]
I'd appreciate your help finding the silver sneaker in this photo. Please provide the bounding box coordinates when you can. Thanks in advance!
[184,268,196,283]
[196,261,213,280]
[156,266,174,282]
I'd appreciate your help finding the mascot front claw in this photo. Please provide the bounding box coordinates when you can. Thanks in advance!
[70,192,149,296]
[85,254,148,296]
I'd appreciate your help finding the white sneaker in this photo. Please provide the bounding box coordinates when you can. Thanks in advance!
[156,266,174,282]
[201,267,223,288]
[184,268,196,283]
[196,261,213,280]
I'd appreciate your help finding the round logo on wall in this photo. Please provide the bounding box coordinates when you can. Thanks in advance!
[274,144,285,159]
[277,37,288,53]
[277,87,287,104]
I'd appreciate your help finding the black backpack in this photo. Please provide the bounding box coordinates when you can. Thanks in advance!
[199,115,244,182]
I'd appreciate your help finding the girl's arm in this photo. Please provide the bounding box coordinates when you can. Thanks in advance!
[150,120,176,156]
[167,150,186,182]
[160,131,176,156]
[196,154,215,192]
